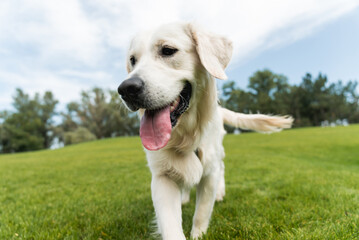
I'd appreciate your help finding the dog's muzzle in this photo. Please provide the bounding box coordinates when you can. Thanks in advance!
[117,77,145,111]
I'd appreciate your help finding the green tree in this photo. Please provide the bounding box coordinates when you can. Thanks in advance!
[327,80,359,123]
[107,90,140,136]
[55,88,139,146]
[53,102,80,144]
[248,69,289,114]
[220,70,359,128]
[74,88,139,138]
[0,89,58,153]
[222,81,254,114]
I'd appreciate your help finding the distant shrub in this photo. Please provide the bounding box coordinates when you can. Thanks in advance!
[64,127,96,145]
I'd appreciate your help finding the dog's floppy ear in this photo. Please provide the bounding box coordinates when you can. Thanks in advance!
[188,23,233,80]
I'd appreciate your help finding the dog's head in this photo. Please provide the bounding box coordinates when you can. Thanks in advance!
[118,22,232,151]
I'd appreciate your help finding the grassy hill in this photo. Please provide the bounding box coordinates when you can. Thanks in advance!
[1,125,359,239]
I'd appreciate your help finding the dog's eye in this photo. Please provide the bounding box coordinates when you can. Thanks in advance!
[130,56,136,66]
[161,46,178,56]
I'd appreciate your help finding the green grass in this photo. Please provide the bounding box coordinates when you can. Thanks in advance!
[1,125,359,240]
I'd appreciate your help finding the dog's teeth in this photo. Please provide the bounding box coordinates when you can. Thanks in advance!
[170,96,181,112]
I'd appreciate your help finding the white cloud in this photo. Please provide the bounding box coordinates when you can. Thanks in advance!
[58,70,112,82]
[0,0,358,110]
[173,0,359,65]
[0,69,87,110]
[81,0,359,63]
[1,0,358,64]
[0,0,103,65]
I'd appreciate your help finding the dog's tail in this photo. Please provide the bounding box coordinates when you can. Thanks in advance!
[221,107,293,133]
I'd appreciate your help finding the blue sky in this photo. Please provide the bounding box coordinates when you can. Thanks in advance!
[0,0,358,111]
[228,7,359,89]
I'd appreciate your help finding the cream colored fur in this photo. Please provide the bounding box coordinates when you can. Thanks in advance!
[121,22,293,240]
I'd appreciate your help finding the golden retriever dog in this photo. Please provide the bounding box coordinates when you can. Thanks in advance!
[117,22,293,240]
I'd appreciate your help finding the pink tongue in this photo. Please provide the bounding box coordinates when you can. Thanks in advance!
[140,106,172,151]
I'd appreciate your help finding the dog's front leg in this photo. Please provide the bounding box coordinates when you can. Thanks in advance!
[191,171,219,239]
[152,175,186,240]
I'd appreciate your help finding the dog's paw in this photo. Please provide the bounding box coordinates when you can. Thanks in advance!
[191,228,205,239]
[215,189,225,202]
[215,195,224,202]
[181,196,190,205]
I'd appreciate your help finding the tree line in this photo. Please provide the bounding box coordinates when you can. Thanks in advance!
[0,88,138,153]
[1,69,358,153]
[222,70,359,129]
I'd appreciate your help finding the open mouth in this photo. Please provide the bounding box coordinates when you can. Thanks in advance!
[169,82,192,127]
[140,82,192,151]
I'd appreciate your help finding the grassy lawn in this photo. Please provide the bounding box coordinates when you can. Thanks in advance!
[1,125,359,239]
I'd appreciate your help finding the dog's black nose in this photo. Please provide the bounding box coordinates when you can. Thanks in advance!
[118,77,144,98]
